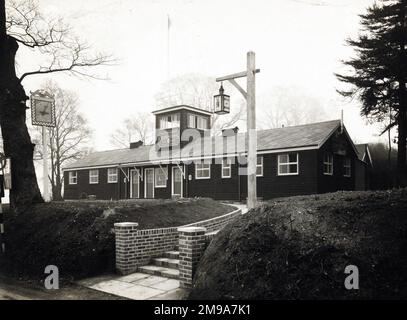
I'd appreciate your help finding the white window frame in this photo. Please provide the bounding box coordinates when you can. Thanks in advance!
[154,166,168,188]
[159,114,180,129]
[197,116,208,130]
[256,156,264,177]
[344,158,351,177]
[222,158,232,178]
[323,153,334,176]
[195,162,211,180]
[107,168,118,183]
[130,169,140,199]
[89,169,99,184]
[278,153,299,176]
[68,171,77,185]
[188,114,196,128]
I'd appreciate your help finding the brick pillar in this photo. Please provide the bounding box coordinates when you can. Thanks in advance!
[114,222,139,275]
[178,226,207,289]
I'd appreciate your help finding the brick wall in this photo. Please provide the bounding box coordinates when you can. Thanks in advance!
[114,207,242,275]
[178,227,207,289]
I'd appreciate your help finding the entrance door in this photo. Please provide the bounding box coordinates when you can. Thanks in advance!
[130,170,140,198]
[172,167,183,197]
[144,168,154,198]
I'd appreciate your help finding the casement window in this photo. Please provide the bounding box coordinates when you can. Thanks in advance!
[195,162,211,179]
[343,158,351,177]
[323,153,334,175]
[107,168,118,183]
[197,116,208,130]
[159,113,180,129]
[188,114,196,128]
[278,153,299,175]
[222,158,232,178]
[89,169,99,184]
[256,156,264,177]
[188,113,208,130]
[155,167,168,187]
[68,171,77,185]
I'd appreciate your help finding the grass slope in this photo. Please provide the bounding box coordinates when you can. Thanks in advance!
[2,198,231,280]
[190,189,407,299]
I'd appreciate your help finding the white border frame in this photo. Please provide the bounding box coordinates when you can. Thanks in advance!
[323,152,334,176]
[195,162,211,180]
[277,153,299,176]
[343,157,351,177]
[68,171,77,185]
[130,169,140,199]
[154,166,168,188]
[256,156,264,177]
[171,166,183,197]
[107,168,118,183]
[89,169,99,184]
[221,158,232,179]
[144,168,155,198]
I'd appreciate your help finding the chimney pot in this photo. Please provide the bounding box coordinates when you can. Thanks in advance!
[130,140,143,149]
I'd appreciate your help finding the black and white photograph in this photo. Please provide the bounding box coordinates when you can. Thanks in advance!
[0,0,406,309]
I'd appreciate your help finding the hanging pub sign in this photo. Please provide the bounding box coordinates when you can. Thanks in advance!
[30,90,56,127]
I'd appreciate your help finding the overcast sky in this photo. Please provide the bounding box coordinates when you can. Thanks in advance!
[17,0,385,151]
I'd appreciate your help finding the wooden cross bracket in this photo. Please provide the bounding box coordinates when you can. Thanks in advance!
[216,69,260,100]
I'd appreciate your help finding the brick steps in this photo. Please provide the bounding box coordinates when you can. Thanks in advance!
[153,257,179,269]
[138,265,179,280]
[163,250,179,260]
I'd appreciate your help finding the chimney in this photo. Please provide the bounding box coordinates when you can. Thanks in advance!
[221,126,239,136]
[341,109,344,133]
[130,140,143,149]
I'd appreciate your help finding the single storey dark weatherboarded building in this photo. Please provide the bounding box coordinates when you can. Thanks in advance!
[63,105,368,201]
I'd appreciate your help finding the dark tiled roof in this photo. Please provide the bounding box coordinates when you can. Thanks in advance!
[64,120,341,170]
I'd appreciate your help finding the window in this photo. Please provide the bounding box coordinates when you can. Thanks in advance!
[278,153,299,175]
[155,167,168,187]
[188,113,208,130]
[195,162,211,179]
[197,116,208,130]
[222,158,232,178]
[159,113,180,129]
[188,114,196,128]
[256,156,264,177]
[344,158,351,177]
[323,153,333,175]
[107,168,118,183]
[69,171,77,185]
[89,169,99,184]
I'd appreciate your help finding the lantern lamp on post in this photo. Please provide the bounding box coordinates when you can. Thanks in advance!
[214,83,230,115]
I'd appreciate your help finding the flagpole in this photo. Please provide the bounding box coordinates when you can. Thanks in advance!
[167,14,170,81]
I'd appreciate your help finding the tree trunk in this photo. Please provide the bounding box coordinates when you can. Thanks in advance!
[0,21,44,211]
[396,103,407,187]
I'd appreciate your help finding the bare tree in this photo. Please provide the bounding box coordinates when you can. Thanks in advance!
[258,86,330,129]
[110,112,154,148]
[0,0,113,211]
[31,81,91,200]
[155,73,245,134]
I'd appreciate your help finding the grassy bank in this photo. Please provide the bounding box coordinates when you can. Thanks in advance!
[1,198,232,280]
[190,189,407,299]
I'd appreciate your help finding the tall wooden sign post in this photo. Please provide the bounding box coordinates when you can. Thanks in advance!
[30,90,56,202]
[215,51,260,209]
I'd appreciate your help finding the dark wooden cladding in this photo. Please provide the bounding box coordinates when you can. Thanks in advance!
[64,126,360,201]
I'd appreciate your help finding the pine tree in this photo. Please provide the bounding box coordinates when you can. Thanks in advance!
[336,0,407,186]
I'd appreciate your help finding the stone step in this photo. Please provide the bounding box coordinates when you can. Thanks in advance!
[164,250,179,260]
[138,265,179,280]
[153,257,179,269]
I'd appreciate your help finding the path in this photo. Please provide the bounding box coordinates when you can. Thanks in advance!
[78,273,188,300]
